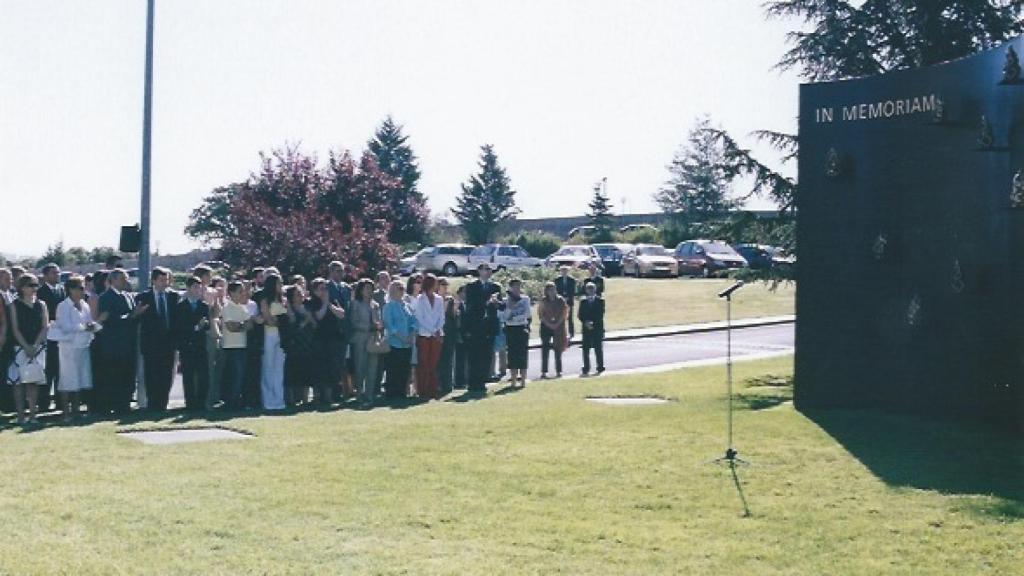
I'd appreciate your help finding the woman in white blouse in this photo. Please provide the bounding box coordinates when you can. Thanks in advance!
[55,276,99,421]
[500,278,531,388]
[413,274,446,400]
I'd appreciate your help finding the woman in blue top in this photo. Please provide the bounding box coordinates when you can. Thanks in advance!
[382,281,416,400]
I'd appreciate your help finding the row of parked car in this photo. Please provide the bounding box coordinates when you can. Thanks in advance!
[399,241,793,278]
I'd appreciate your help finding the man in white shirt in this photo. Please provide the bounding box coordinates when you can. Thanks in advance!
[220,281,252,410]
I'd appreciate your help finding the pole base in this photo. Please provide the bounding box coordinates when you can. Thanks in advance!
[710,448,751,466]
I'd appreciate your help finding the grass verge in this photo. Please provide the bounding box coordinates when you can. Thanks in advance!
[0,356,1018,575]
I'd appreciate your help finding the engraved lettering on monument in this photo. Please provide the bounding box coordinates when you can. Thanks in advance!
[906,295,922,327]
[825,147,843,178]
[951,259,965,294]
[932,97,946,123]
[977,115,994,149]
[1012,170,1024,208]
[872,233,887,260]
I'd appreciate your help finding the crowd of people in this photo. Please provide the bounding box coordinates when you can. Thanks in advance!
[0,259,607,426]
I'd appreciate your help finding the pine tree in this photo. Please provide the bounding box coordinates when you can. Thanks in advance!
[587,178,615,242]
[452,144,520,245]
[655,116,737,220]
[367,116,428,244]
[767,0,1022,81]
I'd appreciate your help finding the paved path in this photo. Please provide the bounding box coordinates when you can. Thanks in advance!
[166,322,794,404]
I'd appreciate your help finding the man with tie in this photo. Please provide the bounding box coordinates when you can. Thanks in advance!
[37,263,66,412]
[175,277,211,411]
[578,281,606,376]
[327,261,352,396]
[463,263,502,392]
[95,269,147,415]
[137,267,179,412]
[554,266,578,340]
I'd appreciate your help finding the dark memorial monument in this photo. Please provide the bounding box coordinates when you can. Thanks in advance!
[796,38,1023,427]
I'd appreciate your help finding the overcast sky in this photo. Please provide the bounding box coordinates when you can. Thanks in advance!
[1,0,802,257]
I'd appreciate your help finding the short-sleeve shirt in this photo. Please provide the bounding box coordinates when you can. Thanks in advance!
[221,301,250,349]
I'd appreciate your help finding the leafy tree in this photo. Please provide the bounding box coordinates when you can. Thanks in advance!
[218,146,397,277]
[586,178,615,243]
[452,144,520,245]
[36,242,66,268]
[185,184,241,246]
[66,246,90,265]
[767,0,1023,81]
[367,116,429,244]
[89,246,119,264]
[655,116,738,220]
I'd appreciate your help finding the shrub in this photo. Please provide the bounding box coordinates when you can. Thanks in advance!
[499,230,562,258]
[614,228,660,245]
[490,266,587,301]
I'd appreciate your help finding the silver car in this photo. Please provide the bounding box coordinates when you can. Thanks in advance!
[546,245,602,270]
[467,244,544,271]
[412,244,477,276]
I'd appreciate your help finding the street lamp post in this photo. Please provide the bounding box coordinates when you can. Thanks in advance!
[138,0,155,290]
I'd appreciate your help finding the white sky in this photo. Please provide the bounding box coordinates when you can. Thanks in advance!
[0,0,801,257]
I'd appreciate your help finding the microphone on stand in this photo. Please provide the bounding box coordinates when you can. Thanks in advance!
[718,281,745,299]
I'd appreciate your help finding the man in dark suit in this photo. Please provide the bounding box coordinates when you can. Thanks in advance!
[96,268,146,415]
[327,261,352,397]
[175,276,211,411]
[578,281,606,376]
[37,263,65,411]
[584,267,605,296]
[554,266,578,340]
[463,263,502,392]
[137,267,179,412]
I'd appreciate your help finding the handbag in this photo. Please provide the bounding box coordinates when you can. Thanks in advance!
[367,330,391,355]
[18,353,45,384]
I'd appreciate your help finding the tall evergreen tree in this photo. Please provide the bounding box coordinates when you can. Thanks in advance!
[367,116,428,244]
[587,178,615,242]
[655,116,737,220]
[767,0,1023,81]
[452,144,520,245]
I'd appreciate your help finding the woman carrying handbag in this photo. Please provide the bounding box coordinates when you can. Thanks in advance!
[8,274,50,425]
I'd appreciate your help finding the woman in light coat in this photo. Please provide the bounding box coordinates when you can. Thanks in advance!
[55,276,99,421]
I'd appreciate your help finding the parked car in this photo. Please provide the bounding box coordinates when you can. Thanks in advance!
[410,243,476,276]
[674,240,748,277]
[732,244,795,271]
[567,225,596,240]
[621,244,679,278]
[398,250,420,275]
[592,243,631,276]
[619,223,658,234]
[467,244,544,271]
[546,245,602,270]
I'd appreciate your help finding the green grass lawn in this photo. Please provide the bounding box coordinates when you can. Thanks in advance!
[600,277,795,331]
[448,276,795,332]
[1,356,1019,575]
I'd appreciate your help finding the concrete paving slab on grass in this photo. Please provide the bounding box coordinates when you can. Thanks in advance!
[120,428,254,445]
[586,397,672,405]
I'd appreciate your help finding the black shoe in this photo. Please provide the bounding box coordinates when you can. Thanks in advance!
[596,368,605,375]
[580,370,590,377]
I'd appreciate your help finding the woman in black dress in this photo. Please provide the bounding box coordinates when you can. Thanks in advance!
[8,274,49,425]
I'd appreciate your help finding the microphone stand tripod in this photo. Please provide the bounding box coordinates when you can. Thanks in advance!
[711,280,749,467]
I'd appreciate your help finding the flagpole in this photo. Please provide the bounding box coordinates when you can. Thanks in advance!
[138,0,155,290]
